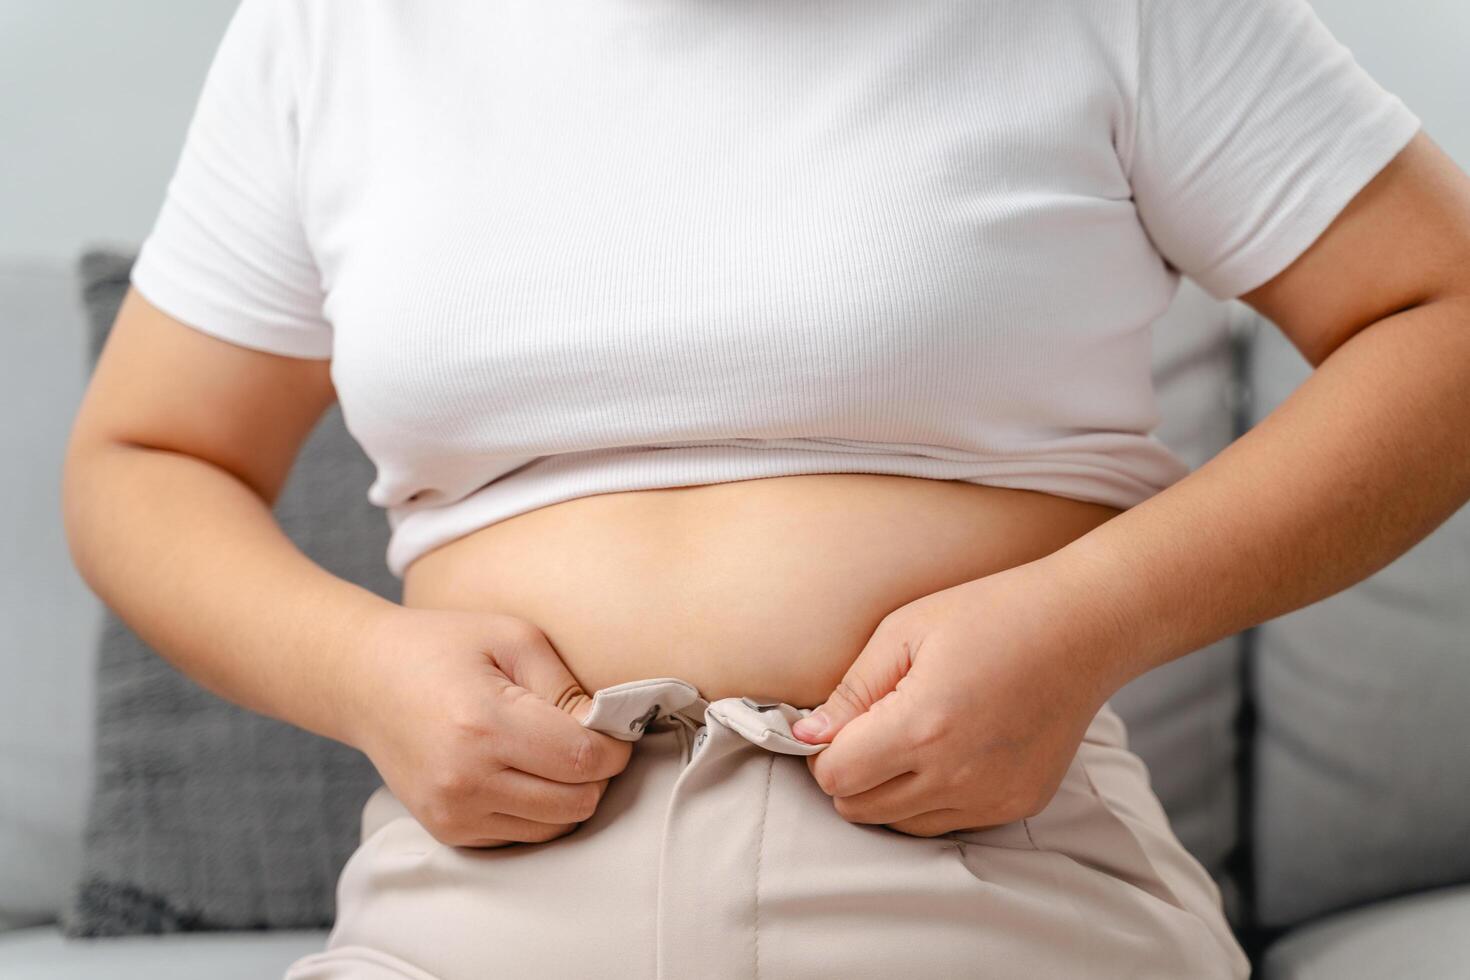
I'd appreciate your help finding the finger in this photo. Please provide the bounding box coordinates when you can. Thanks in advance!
[490,622,594,719]
[807,695,914,797]
[484,769,609,825]
[478,624,632,782]
[490,678,634,784]
[792,625,917,744]
[828,769,929,826]
[456,812,579,847]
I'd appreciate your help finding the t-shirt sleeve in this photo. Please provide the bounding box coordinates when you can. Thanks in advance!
[128,0,332,359]
[1126,0,1423,303]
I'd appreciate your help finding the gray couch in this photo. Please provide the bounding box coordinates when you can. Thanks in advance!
[1,256,1467,978]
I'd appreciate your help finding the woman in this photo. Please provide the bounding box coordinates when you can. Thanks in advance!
[62,0,1470,976]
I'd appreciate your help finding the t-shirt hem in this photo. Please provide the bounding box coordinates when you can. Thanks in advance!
[383,442,1193,579]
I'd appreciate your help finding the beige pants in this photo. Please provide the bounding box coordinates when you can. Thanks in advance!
[286,677,1251,979]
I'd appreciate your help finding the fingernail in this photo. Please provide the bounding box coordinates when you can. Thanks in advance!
[793,710,828,739]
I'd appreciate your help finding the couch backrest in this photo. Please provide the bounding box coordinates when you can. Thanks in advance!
[1245,318,1470,930]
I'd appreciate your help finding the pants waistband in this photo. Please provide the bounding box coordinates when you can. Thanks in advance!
[578,676,829,758]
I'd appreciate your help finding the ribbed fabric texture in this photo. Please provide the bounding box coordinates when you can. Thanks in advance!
[130,0,1421,579]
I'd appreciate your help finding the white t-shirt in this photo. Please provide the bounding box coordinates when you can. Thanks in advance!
[130,0,1421,579]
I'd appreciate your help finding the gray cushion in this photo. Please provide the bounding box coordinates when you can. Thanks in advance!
[1260,884,1470,980]
[1248,322,1470,928]
[1110,279,1249,926]
[0,925,328,980]
[62,249,395,936]
[0,262,103,929]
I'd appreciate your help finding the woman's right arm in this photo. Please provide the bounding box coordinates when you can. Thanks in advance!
[61,288,631,845]
[63,285,387,743]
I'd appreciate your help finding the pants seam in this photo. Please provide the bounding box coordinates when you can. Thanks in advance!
[753,754,774,980]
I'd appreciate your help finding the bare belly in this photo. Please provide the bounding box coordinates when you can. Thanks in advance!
[401,474,1122,708]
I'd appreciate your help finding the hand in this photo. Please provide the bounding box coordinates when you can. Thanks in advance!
[790,559,1137,837]
[343,606,633,847]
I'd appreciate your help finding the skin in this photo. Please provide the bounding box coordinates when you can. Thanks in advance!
[399,470,1128,709]
[791,129,1470,836]
[62,128,1470,849]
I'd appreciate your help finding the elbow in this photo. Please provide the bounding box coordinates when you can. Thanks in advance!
[59,426,137,596]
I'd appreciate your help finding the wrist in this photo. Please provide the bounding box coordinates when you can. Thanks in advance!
[1005,545,1155,696]
[317,593,404,752]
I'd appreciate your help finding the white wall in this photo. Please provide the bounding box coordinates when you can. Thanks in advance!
[0,0,238,265]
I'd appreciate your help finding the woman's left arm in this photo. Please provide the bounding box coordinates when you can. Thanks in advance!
[791,130,1470,836]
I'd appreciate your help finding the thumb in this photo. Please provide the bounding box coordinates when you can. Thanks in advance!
[792,629,916,744]
[485,617,595,723]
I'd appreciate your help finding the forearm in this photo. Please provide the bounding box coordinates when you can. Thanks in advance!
[1040,294,1470,689]
[61,439,400,746]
